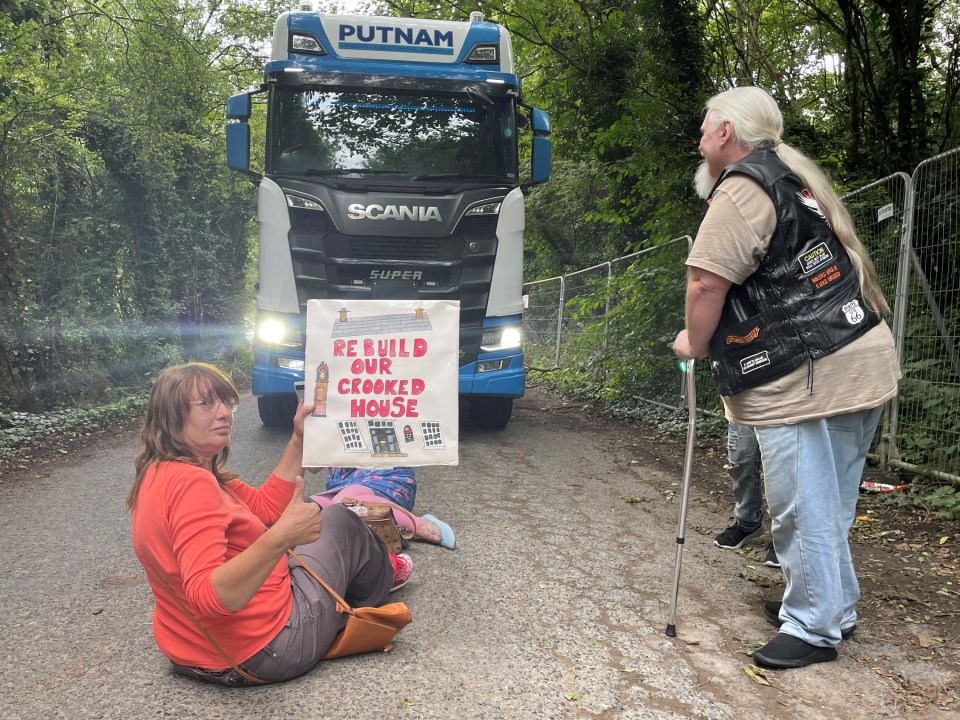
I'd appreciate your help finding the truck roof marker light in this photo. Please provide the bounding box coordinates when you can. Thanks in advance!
[466,44,498,64]
[470,11,485,22]
[291,33,326,54]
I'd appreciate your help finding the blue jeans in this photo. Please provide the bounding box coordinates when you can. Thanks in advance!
[727,422,763,530]
[755,406,883,647]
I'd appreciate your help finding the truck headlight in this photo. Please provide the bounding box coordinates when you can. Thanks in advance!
[257,318,287,345]
[480,325,522,352]
[465,201,501,216]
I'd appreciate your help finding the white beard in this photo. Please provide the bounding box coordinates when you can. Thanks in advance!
[694,160,717,200]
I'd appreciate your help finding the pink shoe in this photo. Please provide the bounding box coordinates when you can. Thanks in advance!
[389,553,412,593]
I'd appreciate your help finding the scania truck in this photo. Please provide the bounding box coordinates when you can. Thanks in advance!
[225,8,551,428]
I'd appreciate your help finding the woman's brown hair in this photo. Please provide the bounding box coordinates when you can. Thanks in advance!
[127,363,241,511]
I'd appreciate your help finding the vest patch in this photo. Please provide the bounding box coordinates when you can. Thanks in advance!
[810,263,841,290]
[797,242,834,274]
[841,299,866,324]
[726,326,760,345]
[797,188,830,226]
[740,351,771,374]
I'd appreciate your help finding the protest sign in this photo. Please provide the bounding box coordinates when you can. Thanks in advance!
[302,299,459,468]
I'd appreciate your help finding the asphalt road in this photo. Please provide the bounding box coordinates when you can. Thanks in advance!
[1,386,955,719]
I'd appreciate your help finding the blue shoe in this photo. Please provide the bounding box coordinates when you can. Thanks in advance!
[422,514,456,550]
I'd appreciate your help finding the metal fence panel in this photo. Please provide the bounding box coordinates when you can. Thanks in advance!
[522,276,564,369]
[523,238,699,411]
[556,262,611,372]
[841,172,913,467]
[898,147,960,479]
[603,238,712,412]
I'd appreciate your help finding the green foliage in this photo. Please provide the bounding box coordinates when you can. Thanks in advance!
[0,393,148,459]
[895,371,960,473]
[921,484,960,520]
[527,238,729,423]
[702,0,955,179]
[515,0,709,264]
[523,159,632,277]
[0,0,272,411]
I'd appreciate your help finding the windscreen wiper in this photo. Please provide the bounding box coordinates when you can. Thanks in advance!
[304,168,407,176]
[465,86,494,106]
[409,173,506,182]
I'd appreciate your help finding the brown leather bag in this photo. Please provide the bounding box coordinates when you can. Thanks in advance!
[287,550,412,659]
[338,497,415,554]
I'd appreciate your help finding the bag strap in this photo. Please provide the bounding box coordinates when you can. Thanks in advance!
[287,549,355,615]
[150,565,268,685]
[218,485,360,616]
[339,497,418,540]
[286,550,406,640]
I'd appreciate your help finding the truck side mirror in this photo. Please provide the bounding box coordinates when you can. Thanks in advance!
[530,108,551,185]
[226,93,254,175]
[226,92,251,120]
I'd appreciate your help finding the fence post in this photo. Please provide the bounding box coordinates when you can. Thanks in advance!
[604,261,613,347]
[554,275,565,368]
[880,172,914,469]
[842,173,914,472]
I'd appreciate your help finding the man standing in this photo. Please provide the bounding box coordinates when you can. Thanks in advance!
[714,422,778,569]
[673,86,900,669]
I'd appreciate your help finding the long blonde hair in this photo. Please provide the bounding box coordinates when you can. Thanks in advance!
[127,363,240,511]
[705,86,890,316]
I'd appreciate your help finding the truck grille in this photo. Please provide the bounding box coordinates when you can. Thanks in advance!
[350,237,442,260]
[287,208,499,365]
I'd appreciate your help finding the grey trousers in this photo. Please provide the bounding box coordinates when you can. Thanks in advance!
[727,422,764,530]
[173,503,393,686]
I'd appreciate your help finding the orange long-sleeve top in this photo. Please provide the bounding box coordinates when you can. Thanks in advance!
[131,461,296,669]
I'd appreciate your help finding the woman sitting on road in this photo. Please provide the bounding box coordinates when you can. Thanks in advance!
[128,362,411,686]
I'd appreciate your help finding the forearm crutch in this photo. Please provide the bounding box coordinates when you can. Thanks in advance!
[665,358,696,637]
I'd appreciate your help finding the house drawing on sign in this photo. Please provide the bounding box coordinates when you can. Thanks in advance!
[336,420,369,453]
[330,306,448,458]
[331,306,433,338]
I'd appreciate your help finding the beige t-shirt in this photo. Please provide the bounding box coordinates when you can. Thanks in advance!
[687,175,901,426]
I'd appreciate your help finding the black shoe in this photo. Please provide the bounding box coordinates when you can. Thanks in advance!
[753,632,838,669]
[763,542,780,568]
[713,523,762,549]
[763,601,857,640]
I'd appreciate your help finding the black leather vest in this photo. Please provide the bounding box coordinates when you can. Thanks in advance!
[705,150,881,396]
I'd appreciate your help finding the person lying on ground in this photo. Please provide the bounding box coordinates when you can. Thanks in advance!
[310,466,456,550]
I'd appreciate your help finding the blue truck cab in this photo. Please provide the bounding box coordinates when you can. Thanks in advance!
[225,10,551,428]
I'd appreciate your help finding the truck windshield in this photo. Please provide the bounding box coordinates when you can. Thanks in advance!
[267,88,517,184]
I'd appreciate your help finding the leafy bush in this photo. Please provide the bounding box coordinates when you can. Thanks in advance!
[0,394,148,459]
[926,485,960,519]
[0,317,251,412]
